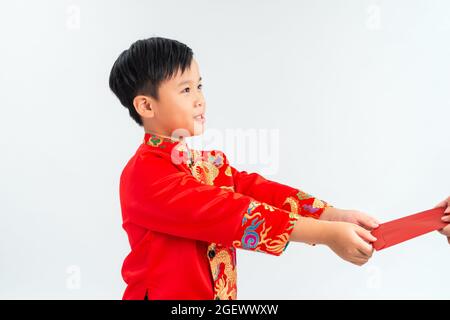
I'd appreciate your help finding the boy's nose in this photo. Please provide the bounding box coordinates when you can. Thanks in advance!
[195,100,205,109]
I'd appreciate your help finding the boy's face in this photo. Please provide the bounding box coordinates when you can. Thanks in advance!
[136,58,206,138]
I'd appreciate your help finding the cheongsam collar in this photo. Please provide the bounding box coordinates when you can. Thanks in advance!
[143,132,194,169]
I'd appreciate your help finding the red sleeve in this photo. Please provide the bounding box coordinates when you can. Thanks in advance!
[229,165,333,219]
[120,153,302,256]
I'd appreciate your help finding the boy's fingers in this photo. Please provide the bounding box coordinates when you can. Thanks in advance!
[355,237,374,257]
[356,247,369,257]
[352,257,369,266]
[356,226,377,243]
[367,214,381,225]
[349,255,368,266]
[358,214,379,229]
[357,247,373,258]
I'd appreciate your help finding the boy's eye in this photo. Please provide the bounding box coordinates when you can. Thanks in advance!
[182,84,202,93]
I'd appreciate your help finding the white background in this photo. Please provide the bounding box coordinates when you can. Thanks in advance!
[0,0,449,299]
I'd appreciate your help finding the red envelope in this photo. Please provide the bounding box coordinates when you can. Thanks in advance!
[371,207,447,251]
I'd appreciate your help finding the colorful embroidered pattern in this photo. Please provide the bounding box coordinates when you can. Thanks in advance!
[207,152,225,168]
[224,166,232,177]
[191,161,220,185]
[208,244,237,300]
[282,191,331,220]
[241,218,264,249]
[232,200,298,256]
[145,134,166,148]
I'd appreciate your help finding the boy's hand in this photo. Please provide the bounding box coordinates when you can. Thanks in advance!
[434,196,450,244]
[320,207,380,231]
[325,221,376,266]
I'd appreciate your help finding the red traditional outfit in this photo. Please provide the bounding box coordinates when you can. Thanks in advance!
[119,133,332,300]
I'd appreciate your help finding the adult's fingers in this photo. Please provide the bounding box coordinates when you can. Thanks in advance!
[434,197,450,209]
[434,200,447,208]
[439,225,450,237]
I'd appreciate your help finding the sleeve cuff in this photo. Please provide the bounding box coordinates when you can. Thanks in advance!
[231,191,332,255]
[232,200,300,256]
[282,190,332,220]
[280,191,333,248]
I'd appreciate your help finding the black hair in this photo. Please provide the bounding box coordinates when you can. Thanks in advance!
[108,37,194,126]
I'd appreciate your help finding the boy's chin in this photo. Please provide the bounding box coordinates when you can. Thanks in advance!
[191,130,204,137]
[192,125,205,136]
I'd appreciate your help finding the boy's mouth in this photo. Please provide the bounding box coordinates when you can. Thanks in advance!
[194,114,205,124]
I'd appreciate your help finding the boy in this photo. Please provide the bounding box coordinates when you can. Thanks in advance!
[108,37,439,300]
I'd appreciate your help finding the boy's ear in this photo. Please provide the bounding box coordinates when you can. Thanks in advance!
[133,95,155,118]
